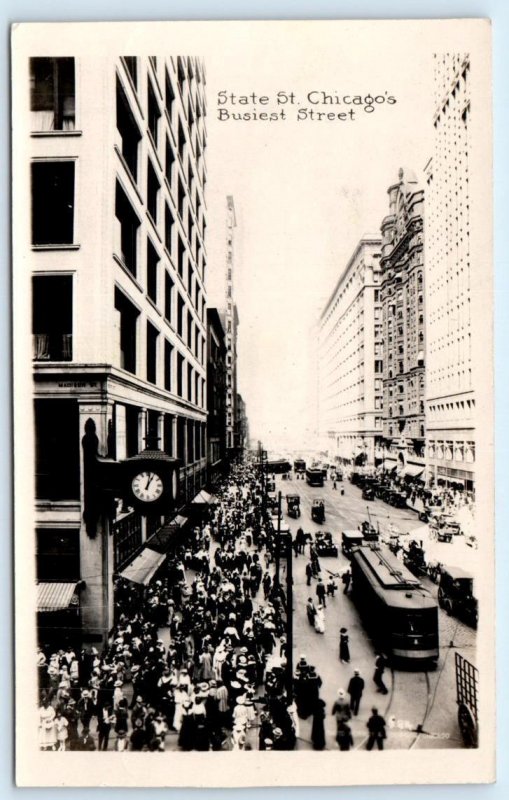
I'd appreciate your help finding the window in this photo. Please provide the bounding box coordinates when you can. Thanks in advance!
[177,294,184,337]
[165,71,175,117]
[116,78,141,180]
[164,340,173,391]
[165,138,175,186]
[164,272,174,322]
[115,288,138,374]
[164,204,174,253]
[34,399,80,500]
[36,529,79,582]
[32,161,75,245]
[187,311,193,348]
[123,57,138,88]
[30,57,75,131]
[178,178,185,218]
[146,322,159,384]
[115,182,140,276]
[147,159,160,223]
[178,118,186,160]
[147,81,161,146]
[177,353,184,397]
[178,238,185,278]
[32,275,73,361]
[146,239,159,303]
[188,364,193,403]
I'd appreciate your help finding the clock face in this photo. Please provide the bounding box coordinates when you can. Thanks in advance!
[131,471,164,503]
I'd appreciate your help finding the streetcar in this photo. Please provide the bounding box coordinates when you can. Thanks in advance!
[293,458,306,473]
[306,467,324,487]
[349,544,439,666]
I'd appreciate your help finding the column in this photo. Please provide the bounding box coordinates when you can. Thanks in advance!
[138,407,147,451]
[78,401,115,645]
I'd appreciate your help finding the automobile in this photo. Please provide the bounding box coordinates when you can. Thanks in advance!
[438,566,478,628]
[403,539,427,577]
[314,531,338,557]
[311,499,325,523]
[286,494,301,518]
[387,490,408,509]
[362,485,375,500]
[359,520,379,541]
[266,480,276,493]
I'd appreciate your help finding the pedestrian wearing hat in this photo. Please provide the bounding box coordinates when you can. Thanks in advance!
[331,689,351,727]
[316,578,326,607]
[347,670,365,716]
[311,697,326,750]
[38,698,57,751]
[366,707,387,750]
[97,704,115,751]
[339,627,350,663]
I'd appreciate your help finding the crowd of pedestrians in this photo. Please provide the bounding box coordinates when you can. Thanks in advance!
[36,459,392,753]
[37,463,302,752]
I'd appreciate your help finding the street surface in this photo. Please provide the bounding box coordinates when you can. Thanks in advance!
[273,471,476,750]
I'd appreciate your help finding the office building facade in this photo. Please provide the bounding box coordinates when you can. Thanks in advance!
[27,55,208,644]
[317,237,383,467]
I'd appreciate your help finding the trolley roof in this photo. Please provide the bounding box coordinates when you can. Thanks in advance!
[351,545,437,611]
[354,545,421,589]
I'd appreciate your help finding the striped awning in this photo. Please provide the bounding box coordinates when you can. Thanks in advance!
[119,548,165,586]
[37,582,79,612]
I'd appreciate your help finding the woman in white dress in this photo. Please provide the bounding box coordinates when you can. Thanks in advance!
[55,710,69,751]
[38,700,57,750]
[314,604,326,634]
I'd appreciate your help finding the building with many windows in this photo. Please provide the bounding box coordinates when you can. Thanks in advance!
[206,307,227,483]
[424,55,475,492]
[317,236,383,467]
[223,196,241,459]
[26,55,208,645]
[379,168,426,478]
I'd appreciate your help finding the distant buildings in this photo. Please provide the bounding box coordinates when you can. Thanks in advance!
[28,55,208,644]
[317,237,383,467]
[206,308,227,483]
[424,54,475,492]
[379,169,426,478]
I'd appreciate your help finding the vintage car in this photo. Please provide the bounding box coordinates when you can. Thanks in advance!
[285,494,301,518]
[438,566,478,628]
[314,531,338,557]
[403,539,427,577]
[311,499,325,523]
[359,520,379,541]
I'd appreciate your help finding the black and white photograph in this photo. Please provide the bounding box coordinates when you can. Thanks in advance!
[12,18,494,787]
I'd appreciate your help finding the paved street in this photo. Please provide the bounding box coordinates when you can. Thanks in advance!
[273,471,476,750]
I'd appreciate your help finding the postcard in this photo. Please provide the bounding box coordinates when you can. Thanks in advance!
[12,18,494,787]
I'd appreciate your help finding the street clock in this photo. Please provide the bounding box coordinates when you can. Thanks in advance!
[122,447,180,514]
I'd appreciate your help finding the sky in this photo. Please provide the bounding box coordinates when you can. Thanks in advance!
[204,23,434,448]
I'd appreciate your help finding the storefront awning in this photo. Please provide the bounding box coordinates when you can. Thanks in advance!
[119,548,165,585]
[192,489,213,504]
[404,465,424,478]
[37,582,79,612]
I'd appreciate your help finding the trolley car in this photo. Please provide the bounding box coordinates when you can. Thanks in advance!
[350,544,439,666]
[306,467,324,487]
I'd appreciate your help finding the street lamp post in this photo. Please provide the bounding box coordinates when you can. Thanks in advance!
[275,490,282,589]
[285,531,293,702]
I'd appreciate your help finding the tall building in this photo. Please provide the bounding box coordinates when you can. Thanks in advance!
[424,55,475,492]
[317,236,383,467]
[26,55,208,645]
[206,308,227,483]
[379,169,426,478]
[223,195,241,459]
